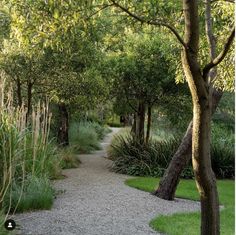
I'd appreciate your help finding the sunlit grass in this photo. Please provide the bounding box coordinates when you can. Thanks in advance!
[125,177,234,235]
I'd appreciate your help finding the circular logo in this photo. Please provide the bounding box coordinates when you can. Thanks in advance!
[4,219,16,231]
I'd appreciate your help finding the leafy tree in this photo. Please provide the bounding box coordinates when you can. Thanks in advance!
[155,0,234,202]
[110,1,234,234]
[109,32,175,143]
[3,0,111,145]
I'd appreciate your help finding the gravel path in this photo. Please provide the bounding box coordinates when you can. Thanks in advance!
[14,128,200,235]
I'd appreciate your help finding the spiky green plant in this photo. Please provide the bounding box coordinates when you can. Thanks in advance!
[0,74,60,220]
[108,134,180,177]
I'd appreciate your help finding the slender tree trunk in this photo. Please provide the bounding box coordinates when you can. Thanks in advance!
[153,121,192,199]
[111,0,233,233]
[58,103,69,146]
[26,81,33,122]
[154,0,222,202]
[146,104,151,143]
[192,89,219,235]
[124,114,129,126]
[27,82,32,114]
[153,89,222,200]
[16,78,22,107]
[131,113,136,136]
[135,100,145,144]
[182,2,219,234]
[182,52,220,235]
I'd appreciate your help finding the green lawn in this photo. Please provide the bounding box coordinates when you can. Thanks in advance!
[125,177,234,235]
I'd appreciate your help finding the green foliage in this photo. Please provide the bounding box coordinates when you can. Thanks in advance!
[107,122,123,127]
[109,119,235,179]
[125,177,234,235]
[19,133,60,179]
[210,93,235,178]
[0,81,60,215]
[109,134,180,177]
[213,92,234,126]
[59,147,81,169]
[150,113,178,141]
[55,119,110,169]
[3,176,54,213]
[106,114,122,127]
[69,121,109,153]
[109,32,176,115]
[89,122,110,140]
[211,122,234,179]
[156,87,192,132]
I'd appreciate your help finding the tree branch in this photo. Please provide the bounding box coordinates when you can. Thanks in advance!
[85,3,114,20]
[110,0,186,48]
[210,0,235,3]
[124,88,138,113]
[203,28,235,79]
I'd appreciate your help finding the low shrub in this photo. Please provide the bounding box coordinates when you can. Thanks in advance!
[109,134,181,177]
[19,133,61,179]
[0,79,59,218]
[109,121,234,179]
[89,122,111,140]
[107,122,123,127]
[59,147,81,169]
[69,122,101,153]
[180,122,235,179]
[69,121,110,153]
[3,176,54,213]
[211,122,234,178]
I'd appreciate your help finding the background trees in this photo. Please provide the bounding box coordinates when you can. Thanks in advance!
[109,1,234,234]
[108,32,178,143]
[0,1,234,234]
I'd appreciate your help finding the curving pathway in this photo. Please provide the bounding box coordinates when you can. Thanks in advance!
[14,128,200,235]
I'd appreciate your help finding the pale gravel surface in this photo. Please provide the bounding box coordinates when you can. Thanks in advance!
[13,128,200,235]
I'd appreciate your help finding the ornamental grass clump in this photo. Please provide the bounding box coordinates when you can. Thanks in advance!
[109,134,180,177]
[0,74,59,217]
[69,121,101,153]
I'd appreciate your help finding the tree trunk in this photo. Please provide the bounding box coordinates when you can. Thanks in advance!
[124,114,130,126]
[26,82,33,122]
[182,2,219,234]
[154,0,223,202]
[58,103,69,146]
[135,100,145,144]
[146,104,151,143]
[153,88,222,200]
[192,90,219,235]
[131,113,136,136]
[16,78,22,107]
[153,121,192,199]
[180,0,220,228]
[182,51,220,235]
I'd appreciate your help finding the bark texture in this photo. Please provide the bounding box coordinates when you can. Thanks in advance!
[135,100,146,144]
[154,89,222,200]
[58,103,69,146]
[131,113,136,136]
[16,78,22,107]
[181,1,220,234]
[26,81,33,123]
[146,104,152,143]
[110,2,234,233]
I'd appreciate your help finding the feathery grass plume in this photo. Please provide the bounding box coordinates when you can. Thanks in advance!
[0,73,58,220]
[0,72,25,221]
